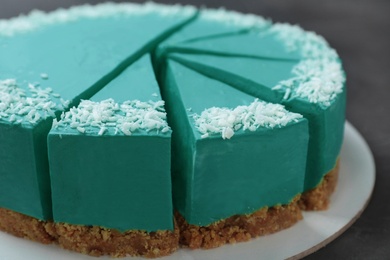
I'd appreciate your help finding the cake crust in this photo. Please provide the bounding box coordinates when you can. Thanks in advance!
[299,159,340,211]
[0,208,179,258]
[0,208,55,244]
[45,222,179,258]
[176,196,302,249]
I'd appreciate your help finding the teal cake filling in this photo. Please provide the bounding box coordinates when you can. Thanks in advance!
[48,55,173,232]
[160,60,308,226]
[0,120,52,219]
[165,31,346,191]
[0,4,196,220]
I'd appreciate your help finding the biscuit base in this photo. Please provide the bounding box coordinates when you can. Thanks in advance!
[0,208,179,258]
[299,160,340,211]
[45,222,179,258]
[0,208,55,244]
[176,196,302,249]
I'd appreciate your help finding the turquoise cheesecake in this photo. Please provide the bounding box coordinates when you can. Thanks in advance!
[0,2,346,257]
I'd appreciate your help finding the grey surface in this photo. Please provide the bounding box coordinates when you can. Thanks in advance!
[1,0,389,259]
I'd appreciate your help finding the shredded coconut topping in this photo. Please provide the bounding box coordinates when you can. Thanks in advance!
[0,79,69,125]
[0,2,196,37]
[270,24,345,107]
[53,99,170,136]
[193,99,302,139]
[40,73,49,80]
[201,8,270,30]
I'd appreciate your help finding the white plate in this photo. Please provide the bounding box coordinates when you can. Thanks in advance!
[0,122,375,260]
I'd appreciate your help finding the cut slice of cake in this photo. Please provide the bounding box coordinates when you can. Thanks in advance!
[160,59,309,248]
[164,26,346,209]
[0,2,196,224]
[47,54,175,258]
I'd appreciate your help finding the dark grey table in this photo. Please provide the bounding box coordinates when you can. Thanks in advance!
[1,0,389,259]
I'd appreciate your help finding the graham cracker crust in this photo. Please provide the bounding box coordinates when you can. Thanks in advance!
[1,197,303,254]
[0,208,179,258]
[176,196,302,249]
[0,208,55,244]
[299,159,340,211]
[45,222,179,258]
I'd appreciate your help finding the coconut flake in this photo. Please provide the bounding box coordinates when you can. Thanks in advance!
[193,99,302,139]
[54,98,170,136]
[98,126,107,136]
[40,73,49,80]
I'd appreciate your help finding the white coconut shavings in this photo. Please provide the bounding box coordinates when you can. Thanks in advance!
[193,99,302,140]
[274,59,344,106]
[0,79,69,125]
[40,73,49,80]
[201,8,270,30]
[0,2,196,37]
[270,23,345,107]
[53,99,170,136]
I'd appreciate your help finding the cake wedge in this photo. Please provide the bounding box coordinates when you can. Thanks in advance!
[160,59,309,248]
[47,54,175,258]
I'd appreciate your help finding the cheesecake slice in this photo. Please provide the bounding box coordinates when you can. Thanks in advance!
[160,59,309,248]
[47,54,176,257]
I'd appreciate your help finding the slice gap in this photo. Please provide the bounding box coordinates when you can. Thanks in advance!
[153,8,271,74]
